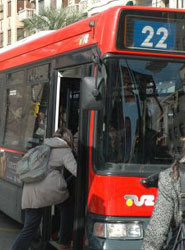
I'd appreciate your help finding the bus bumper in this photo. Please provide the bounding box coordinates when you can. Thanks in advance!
[84,239,143,250]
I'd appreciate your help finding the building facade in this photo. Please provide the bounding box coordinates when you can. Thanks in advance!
[0,0,36,47]
[0,0,184,48]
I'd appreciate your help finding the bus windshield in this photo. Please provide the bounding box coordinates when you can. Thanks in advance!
[96,58,185,173]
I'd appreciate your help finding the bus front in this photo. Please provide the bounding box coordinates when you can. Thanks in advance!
[84,7,185,250]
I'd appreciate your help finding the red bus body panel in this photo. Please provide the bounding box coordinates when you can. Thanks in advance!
[88,175,157,216]
[0,6,185,72]
[88,111,158,216]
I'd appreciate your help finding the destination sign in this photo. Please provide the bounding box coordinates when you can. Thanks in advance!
[132,19,176,50]
[125,16,177,52]
[116,10,185,54]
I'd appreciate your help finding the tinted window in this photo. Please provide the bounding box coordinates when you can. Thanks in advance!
[96,58,185,173]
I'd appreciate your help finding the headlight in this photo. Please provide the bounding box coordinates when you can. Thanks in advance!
[93,222,143,239]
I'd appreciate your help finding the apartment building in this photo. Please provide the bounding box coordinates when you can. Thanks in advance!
[0,0,184,48]
[0,0,35,47]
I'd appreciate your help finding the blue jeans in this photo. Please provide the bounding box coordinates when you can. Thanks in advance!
[11,202,74,249]
[11,208,43,250]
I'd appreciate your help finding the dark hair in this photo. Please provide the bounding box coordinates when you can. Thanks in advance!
[171,161,180,181]
[171,139,185,180]
[53,127,74,149]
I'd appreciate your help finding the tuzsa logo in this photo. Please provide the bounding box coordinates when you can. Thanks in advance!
[79,34,89,45]
[124,195,155,207]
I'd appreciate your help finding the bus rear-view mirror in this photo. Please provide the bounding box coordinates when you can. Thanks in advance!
[80,77,104,110]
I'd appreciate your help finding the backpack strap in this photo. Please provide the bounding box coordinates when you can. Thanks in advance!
[179,167,185,222]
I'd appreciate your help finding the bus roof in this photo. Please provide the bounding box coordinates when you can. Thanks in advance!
[0,31,55,53]
[0,5,185,71]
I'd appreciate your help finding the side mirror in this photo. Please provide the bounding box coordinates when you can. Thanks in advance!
[80,77,104,110]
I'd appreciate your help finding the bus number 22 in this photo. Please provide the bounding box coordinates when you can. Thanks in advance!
[141,25,168,49]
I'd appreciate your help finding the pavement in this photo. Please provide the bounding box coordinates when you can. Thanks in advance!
[0,212,22,250]
[0,211,61,250]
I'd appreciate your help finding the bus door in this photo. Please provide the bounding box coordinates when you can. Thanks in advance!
[57,73,80,136]
[51,65,90,250]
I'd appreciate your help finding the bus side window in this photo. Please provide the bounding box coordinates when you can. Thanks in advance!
[3,71,26,147]
[3,81,49,150]
[2,65,50,150]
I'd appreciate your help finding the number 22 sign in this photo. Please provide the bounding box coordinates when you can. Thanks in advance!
[133,19,176,50]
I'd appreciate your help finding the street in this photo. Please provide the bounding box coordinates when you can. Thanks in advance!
[0,211,58,250]
[0,211,22,250]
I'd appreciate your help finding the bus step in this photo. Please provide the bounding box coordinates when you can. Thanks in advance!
[49,240,60,249]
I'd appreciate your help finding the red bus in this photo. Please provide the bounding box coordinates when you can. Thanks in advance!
[0,5,185,250]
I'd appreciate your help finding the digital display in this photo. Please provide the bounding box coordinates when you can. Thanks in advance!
[132,19,176,50]
[116,9,185,53]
